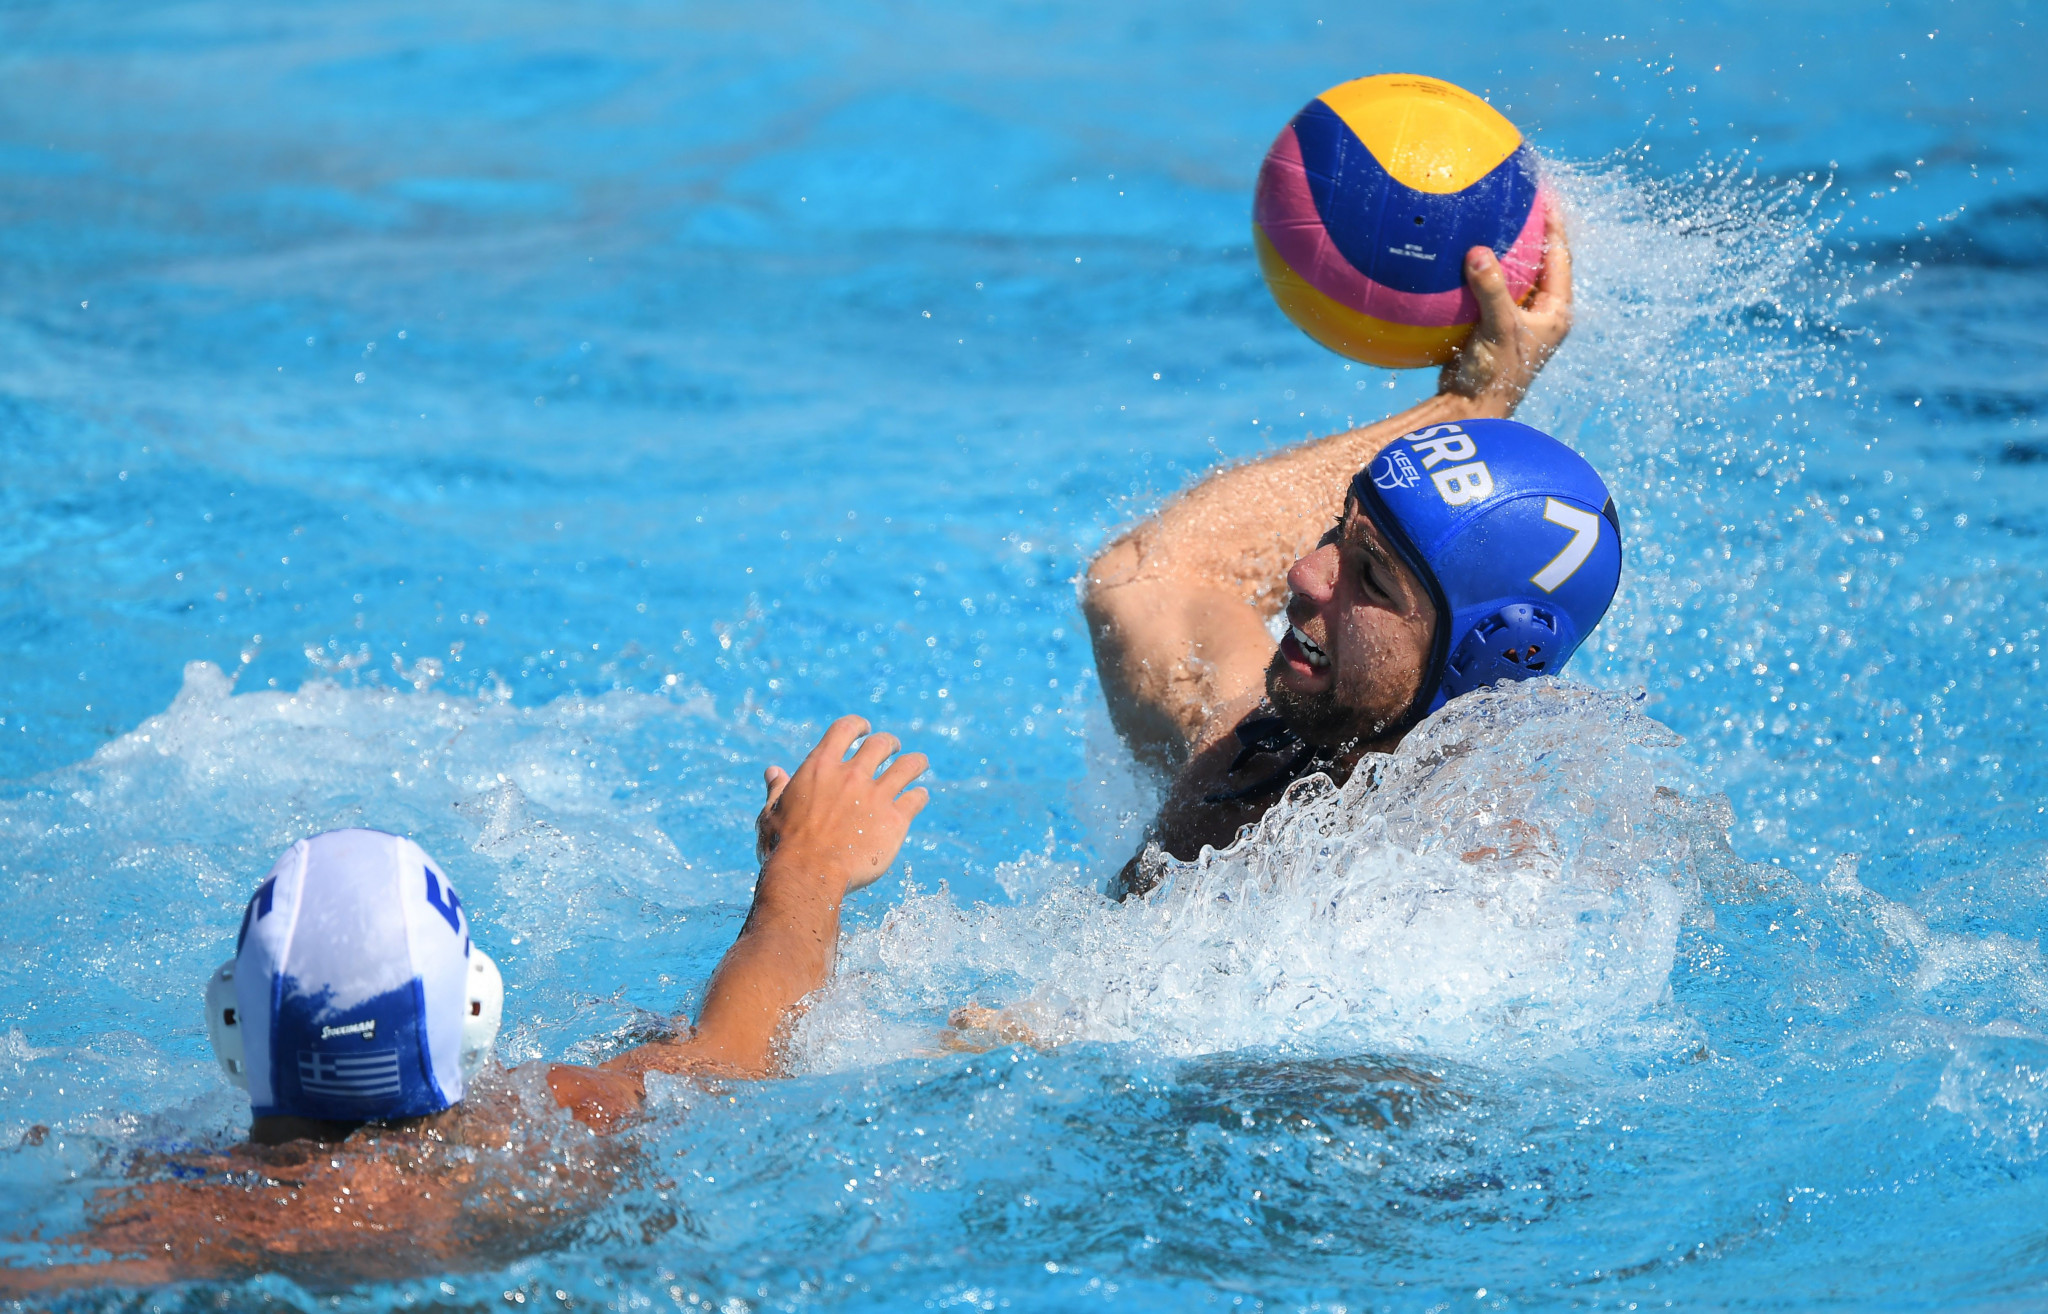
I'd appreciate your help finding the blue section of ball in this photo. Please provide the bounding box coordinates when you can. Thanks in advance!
[1290,100,1542,297]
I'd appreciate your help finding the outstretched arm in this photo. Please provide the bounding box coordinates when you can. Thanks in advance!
[547,716,928,1127]
[1082,213,1574,765]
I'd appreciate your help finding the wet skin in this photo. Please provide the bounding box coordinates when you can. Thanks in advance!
[1123,500,1437,891]
[1267,497,1437,749]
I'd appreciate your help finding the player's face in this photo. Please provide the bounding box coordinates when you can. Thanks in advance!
[1266,499,1436,747]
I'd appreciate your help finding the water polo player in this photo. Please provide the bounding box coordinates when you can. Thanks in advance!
[1084,215,1615,896]
[2,716,927,1292]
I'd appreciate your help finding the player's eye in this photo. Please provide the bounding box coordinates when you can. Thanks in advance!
[1350,548,1384,596]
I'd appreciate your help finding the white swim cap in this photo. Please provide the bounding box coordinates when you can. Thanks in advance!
[201,829,502,1122]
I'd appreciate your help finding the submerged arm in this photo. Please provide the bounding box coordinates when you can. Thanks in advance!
[1082,215,1573,765]
[547,716,928,1127]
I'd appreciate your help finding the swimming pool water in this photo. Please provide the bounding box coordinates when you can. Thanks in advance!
[2,0,2046,1307]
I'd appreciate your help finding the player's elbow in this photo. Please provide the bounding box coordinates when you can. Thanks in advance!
[1082,532,1146,630]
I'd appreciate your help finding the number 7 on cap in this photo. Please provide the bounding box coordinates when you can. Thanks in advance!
[1530,498,1601,593]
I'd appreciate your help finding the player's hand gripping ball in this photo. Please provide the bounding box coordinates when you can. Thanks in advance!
[1254,73,1550,369]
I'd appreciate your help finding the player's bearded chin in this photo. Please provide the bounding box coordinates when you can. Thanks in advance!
[1263,650,1408,748]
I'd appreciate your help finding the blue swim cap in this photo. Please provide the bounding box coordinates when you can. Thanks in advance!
[1351,417,1622,719]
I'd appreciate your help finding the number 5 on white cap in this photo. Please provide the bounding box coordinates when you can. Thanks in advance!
[1530,498,1601,593]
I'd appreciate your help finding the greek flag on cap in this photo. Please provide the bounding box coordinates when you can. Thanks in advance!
[230,829,475,1122]
[1353,416,1623,719]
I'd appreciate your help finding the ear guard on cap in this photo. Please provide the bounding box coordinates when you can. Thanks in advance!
[1442,602,1576,701]
[204,946,505,1094]
[205,959,248,1090]
[460,947,504,1080]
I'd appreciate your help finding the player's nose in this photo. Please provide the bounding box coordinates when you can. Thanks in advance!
[1285,542,1340,605]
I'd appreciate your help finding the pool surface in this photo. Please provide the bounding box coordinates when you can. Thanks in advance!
[3,0,2046,1307]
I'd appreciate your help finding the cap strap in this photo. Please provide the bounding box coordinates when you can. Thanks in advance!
[1351,466,1453,724]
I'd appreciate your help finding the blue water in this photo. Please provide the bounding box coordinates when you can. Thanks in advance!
[3,0,2046,1307]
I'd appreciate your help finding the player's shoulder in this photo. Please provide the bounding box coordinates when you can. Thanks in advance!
[1160,697,1277,831]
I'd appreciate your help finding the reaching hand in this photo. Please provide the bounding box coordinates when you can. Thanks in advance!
[544,718,930,1109]
[754,715,930,892]
[1438,200,1573,414]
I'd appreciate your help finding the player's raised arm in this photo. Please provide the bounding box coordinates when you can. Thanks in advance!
[546,717,928,1127]
[1080,209,1572,768]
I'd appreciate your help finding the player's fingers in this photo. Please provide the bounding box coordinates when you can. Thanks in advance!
[762,765,789,801]
[851,731,902,774]
[878,751,929,797]
[811,715,871,769]
[896,786,931,821]
[1464,245,1515,339]
[1531,198,1572,314]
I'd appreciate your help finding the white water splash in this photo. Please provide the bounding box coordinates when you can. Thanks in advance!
[0,662,762,1084]
[797,681,1719,1069]
[1936,1024,2048,1161]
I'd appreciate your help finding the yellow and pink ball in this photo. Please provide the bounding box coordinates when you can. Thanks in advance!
[1255,74,1551,369]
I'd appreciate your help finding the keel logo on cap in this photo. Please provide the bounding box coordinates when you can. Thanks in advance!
[1371,446,1422,490]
